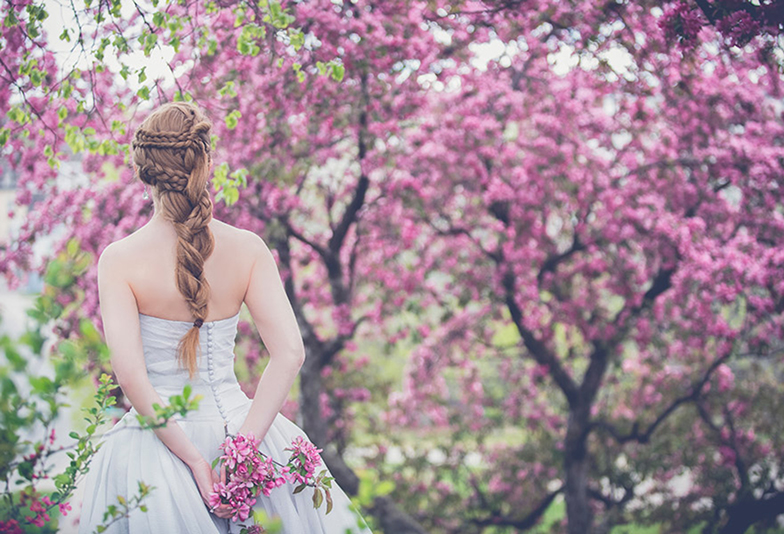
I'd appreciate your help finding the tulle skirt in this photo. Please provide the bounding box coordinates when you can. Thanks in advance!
[77,400,372,534]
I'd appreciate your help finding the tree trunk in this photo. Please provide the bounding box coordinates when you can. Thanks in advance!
[299,346,328,447]
[720,492,784,534]
[370,496,429,534]
[565,408,593,534]
[298,344,430,533]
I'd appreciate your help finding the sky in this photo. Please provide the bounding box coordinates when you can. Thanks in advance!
[39,0,641,102]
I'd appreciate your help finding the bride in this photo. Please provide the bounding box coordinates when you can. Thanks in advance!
[77,101,372,533]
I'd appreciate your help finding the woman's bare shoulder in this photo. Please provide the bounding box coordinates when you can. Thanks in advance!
[96,234,139,279]
[98,231,139,261]
[210,218,268,255]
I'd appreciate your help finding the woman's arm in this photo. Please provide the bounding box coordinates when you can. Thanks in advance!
[236,233,306,439]
[97,243,204,467]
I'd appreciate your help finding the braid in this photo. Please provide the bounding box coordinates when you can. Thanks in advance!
[132,102,214,379]
[133,129,208,151]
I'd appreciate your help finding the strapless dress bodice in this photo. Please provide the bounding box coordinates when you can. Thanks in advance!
[123,311,249,426]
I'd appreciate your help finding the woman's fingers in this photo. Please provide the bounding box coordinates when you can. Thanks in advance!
[203,459,231,519]
[212,503,231,519]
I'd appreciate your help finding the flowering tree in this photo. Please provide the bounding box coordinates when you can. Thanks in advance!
[381,2,784,533]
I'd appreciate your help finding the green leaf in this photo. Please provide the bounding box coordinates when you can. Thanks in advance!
[4,10,19,27]
[7,106,27,125]
[143,32,158,56]
[289,28,304,51]
[173,90,193,102]
[18,460,33,480]
[312,487,323,508]
[375,480,394,496]
[224,110,241,130]
[218,81,237,98]
[206,38,218,56]
[152,11,165,27]
[325,489,333,514]
[30,68,43,86]
[236,23,264,56]
[331,63,345,82]
[225,187,239,205]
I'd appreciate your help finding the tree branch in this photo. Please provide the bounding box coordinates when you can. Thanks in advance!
[589,350,733,444]
[328,68,370,254]
[469,483,564,529]
[536,233,586,285]
[502,269,580,406]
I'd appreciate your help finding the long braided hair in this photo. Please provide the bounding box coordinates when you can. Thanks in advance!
[132,102,214,379]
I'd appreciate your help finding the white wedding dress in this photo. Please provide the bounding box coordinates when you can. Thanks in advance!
[77,311,373,534]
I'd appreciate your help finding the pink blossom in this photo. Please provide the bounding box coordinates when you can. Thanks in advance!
[211,432,328,522]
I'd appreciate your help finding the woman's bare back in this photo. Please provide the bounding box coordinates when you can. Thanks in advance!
[110,217,256,322]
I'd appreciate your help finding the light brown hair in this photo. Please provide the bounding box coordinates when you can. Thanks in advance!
[132,101,214,379]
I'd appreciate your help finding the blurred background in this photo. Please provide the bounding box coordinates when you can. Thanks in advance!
[2,1,784,533]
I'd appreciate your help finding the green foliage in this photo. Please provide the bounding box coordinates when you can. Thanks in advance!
[2,0,346,199]
[237,23,265,56]
[211,161,248,206]
[316,60,347,82]
[218,80,238,98]
[289,28,304,51]
[340,469,391,532]
[243,509,283,533]
[224,109,242,130]
[259,0,295,29]
[7,106,29,125]
[0,319,119,528]
[134,384,203,429]
[51,374,117,504]
[139,31,158,57]
[0,243,199,529]
[94,481,154,533]
[311,469,335,513]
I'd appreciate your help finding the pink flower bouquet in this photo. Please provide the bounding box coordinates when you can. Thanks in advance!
[209,432,335,527]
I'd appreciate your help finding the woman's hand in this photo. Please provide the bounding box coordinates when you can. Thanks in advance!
[188,457,232,519]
